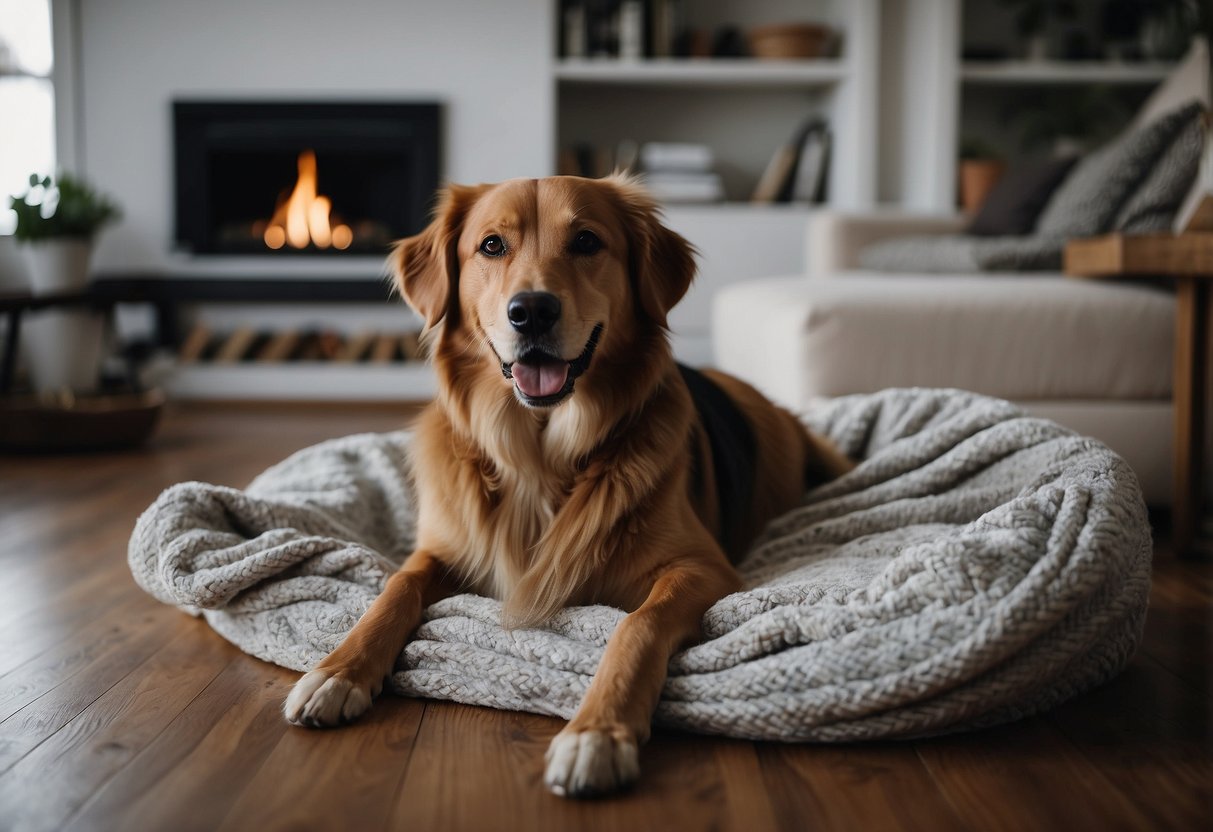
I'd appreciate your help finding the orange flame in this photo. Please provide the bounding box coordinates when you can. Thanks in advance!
[264,150,353,250]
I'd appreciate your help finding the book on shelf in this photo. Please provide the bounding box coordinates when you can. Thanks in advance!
[639,140,722,203]
[639,141,714,172]
[790,123,830,203]
[752,117,831,204]
[642,171,724,203]
[560,0,684,60]
[559,144,616,178]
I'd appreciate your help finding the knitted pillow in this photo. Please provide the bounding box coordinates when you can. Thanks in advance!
[1115,104,1206,232]
[1035,101,1205,237]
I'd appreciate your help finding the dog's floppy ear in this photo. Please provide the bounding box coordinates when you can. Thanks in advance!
[608,174,697,329]
[389,183,487,329]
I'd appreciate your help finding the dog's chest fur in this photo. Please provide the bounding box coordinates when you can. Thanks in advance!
[417,398,600,600]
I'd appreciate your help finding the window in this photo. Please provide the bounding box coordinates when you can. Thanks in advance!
[0,0,55,235]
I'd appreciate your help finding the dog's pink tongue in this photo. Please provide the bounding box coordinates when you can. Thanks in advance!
[513,361,568,398]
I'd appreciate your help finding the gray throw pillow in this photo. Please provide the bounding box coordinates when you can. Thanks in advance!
[857,234,1066,273]
[1115,107,1206,232]
[967,156,1078,236]
[1035,101,1205,237]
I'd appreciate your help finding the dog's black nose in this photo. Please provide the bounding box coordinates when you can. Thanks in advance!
[507,292,561,336]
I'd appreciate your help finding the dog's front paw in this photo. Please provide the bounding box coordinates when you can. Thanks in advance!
[283,669,378,727]
[544,726,640,797]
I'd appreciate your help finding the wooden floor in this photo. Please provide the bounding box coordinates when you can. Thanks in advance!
[0,403,1210,832]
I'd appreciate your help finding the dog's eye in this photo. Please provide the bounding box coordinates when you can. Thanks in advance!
[570,230,602,256]
[479,235,506,257]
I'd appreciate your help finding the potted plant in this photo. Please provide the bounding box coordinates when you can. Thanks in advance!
[9,172,120,295]
[958,137,1006,214]
[8,173,120,393]
[998,0,1077,60]
[1015,87,1128,156]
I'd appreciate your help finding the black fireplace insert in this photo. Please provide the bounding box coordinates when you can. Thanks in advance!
[174,101,440,256]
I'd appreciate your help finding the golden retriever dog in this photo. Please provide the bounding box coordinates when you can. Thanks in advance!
[284,174,853,796]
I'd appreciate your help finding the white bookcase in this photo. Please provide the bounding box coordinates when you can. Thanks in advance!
[553,0,881,209]
[893,0,1180,212]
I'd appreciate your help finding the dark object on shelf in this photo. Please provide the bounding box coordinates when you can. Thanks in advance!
[0,389,165,452]
[712,26,746,58]
[1060,26,1094,60]
[752,118,830,204]
[1014,87,1130,154]
[997,0,1077,38]
[961,46,1012,61]
[1099,0,1145,42]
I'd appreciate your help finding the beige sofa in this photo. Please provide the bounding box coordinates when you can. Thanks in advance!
[712,210,1175,504]
[712,41,1213,508]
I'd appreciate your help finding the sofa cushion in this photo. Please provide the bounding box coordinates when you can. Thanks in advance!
[712,274,1173,405]
[967,156,1078,236]
[857,233,1067,273]
[1035,101,1204,237]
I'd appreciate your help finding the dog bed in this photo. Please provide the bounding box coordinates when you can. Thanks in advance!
[129,388,1152,742]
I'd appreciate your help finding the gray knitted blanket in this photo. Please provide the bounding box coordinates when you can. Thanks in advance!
[129,388,1152,742]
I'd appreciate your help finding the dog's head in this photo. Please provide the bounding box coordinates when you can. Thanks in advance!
[390,175,695,408]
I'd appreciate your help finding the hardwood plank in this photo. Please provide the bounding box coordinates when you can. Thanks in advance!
[1046,655,1213,828]
[757,741,965,831]
[0,627,236,832]
[709,740,780,831]
[915,716,1157,830]
[389,702,767,832]
[214,693,425,831]
[62,657,298,832]
[0,596,177,722]
[1140,559,1213,694]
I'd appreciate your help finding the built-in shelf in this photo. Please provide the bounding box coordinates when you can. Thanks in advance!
[960,60,1176,85]
[0,67,49,81]
[554,58,849,88]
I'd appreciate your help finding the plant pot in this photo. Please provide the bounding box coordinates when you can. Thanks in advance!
[0,236,30,292]
[20,237,94,296]
[959,159,1007,214]
[20,309,105,395]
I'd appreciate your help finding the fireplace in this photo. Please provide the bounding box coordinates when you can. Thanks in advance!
[173,101,440,256]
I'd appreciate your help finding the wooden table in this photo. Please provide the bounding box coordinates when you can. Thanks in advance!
[1065,232,1213,557]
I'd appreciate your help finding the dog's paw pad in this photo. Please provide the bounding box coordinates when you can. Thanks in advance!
[544,728,639,797]
[283,670,373,727]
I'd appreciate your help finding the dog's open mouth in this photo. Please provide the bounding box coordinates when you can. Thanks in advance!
[502,324,603,408]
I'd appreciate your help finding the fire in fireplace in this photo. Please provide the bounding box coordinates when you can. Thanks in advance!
[259,150,355,251]
[174,101,440,256]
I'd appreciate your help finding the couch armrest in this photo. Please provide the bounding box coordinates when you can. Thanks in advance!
[806,209,968,278]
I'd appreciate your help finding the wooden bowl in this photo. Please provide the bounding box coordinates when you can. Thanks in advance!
[747,23,833,59]
[0,389,165,452]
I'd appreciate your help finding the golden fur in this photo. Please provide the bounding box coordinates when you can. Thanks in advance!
[284,175,853,796]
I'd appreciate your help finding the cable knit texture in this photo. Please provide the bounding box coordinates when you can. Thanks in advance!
[128,388,1152,741]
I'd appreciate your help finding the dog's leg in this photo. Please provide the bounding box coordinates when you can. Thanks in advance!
[543,557,739,797]
[284,549,454,727]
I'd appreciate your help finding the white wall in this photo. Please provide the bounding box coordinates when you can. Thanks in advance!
[76,0,554,273]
